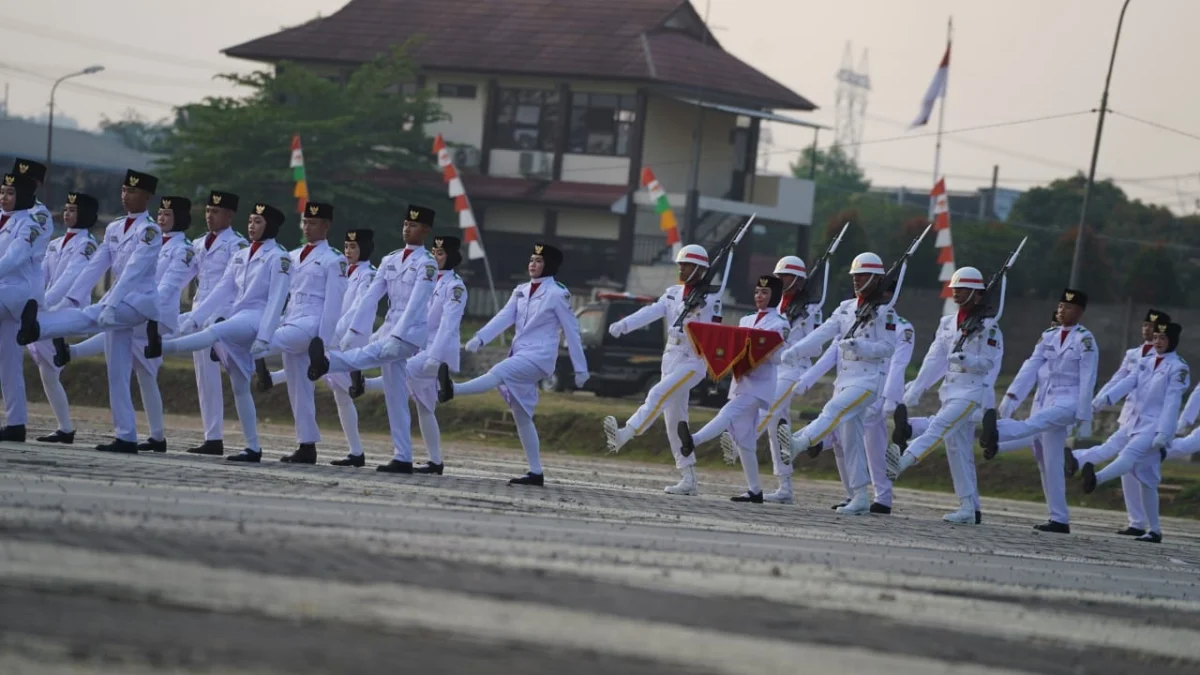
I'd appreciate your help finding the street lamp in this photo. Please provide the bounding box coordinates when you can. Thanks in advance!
[44,65,104,207]
[1067,0,1131,288]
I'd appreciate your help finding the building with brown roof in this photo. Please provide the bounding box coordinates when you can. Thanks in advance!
[226,0,821,297]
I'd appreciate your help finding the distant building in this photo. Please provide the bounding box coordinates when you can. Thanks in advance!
[869,183,1024,222]
[225,0,822,302]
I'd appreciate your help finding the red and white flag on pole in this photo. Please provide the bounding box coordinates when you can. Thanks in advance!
[931,178,957,315]
[910,44,950,128]
[433,134,485,261]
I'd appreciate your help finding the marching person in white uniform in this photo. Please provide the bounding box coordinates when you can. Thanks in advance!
[17,170,163,454]
[437,242,589,486]
[678,275,789,502]
[886,267,1004,524]
[775,252,902,515]
[602,243,722,496]
[248,202,347,465]
[1064,308,1166,536]
[0,172,54,442]
[306,204,438,474]
[183,191,248,456]
[981,289,1098,534]
[10,160,55,237]
[1080,322,1188,543]
[152,202,291,462]
[66,196,199,452]
[1164,381,1200,462]
[26,192,100,444]
[861,282,912,514]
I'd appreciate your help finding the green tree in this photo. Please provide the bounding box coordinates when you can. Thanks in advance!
[158,44,448,250]
[1126,245,1183,306]
[100,109,172,154]
[1008,173,1127,232]
[790,144,871,194]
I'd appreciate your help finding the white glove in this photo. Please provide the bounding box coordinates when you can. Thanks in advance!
[574,371,590,388]
[202,315,219,329]
[1177,422,1190,437]
[950,352,967,363]
[608,322,626,339]
[250,339,270,358]
[380,337,404,359]
[421,358,441,377]
[96,306,119,327]
[839,338,858,353]
[883,399,897,416]
[998,394,1018,419]
[339,330,359,352]
[1152,432,1169,451]
[1092,394,1111,411]
[178,317,198,335]
[1076,419,1092,438]
[781,348,799,367]
[902,390,920,408]
[465,337,483,353]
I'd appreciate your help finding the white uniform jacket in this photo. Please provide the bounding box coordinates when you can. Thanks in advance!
[154,234,199,333]
[882,315,915,406]
[423,270,467,371]
[1180,384,1200,430]
[614,284,722,362]
[475,276,587,377]
[0,208,53,314]
[777,296,822,381]
[729,308,789,405]
[1097,344,1153,428]
[333,262,377,341]
[189,238,290,344]
[66,212,163,320]
[348,244,437,347]
[1103,352,1190,438]
[281,241,347,344]
[906,314,1004,406]
[1005,324,1099,424]
[192,227,249,320]
[43,228,99,308]
[785,297,898,395]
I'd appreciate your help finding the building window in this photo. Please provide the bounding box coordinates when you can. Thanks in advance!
[437,83,477,99]
[492,88,560,152]
[383,82,419,96]
[568,93,637,156]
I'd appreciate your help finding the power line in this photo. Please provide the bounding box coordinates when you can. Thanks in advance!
[1108,109,1200,144]
[0,63,180,109]
[0,18,231,73]
[847,110,1096,149]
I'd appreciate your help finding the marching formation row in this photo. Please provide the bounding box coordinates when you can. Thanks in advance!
[0,160,1196,541]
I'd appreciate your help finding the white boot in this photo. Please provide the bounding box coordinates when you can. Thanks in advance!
[664,465,698,496]
[764,476,794,504]
[720,431,739,465]
[836,490,871,515]
[943,497,977,524]
[603,416,633,454]
[886,444,916,480]
[775,419,795,466]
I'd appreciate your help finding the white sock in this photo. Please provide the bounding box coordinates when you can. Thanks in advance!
[332,387,363,456]
[512,405,542,474]
[417,404,443,464]
[738,445,761,493]
[37,361,73,432]
[270,368,287,386]
[365,376,384,393]
[454,372,502,397]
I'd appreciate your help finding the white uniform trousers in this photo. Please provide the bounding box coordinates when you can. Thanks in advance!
[997,404,1075,524]
[622,354,705,469]
[1071,428,1146,530]
[269,329,369,456]
[328,338,419,462]
[0,304,30,427]
[266,318,321,445]
[455,354,549,474]
[757,375,806,479]
[1094,430,1159,486]
[692,393,765,493]
[71,327,166,442]
[863,400,894,507]
[406,354,443,464]
[903,399,981,511]
[181,311,224,443]
[794,386,876,496]
[25,338,72,432]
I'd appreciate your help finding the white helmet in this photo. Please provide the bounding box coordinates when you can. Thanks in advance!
[773,255,807,278]
[675,244,710,267]
[849,252,885,275]
[949,266,986,290]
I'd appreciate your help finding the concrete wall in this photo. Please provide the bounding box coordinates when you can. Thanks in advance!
[641,96,737,199]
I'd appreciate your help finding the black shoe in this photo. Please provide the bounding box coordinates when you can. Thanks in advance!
[0,425,27,443]
[436,362,454,403]
[137,438,167,453]
[1135,531,1162,543]
[509,471,545,486]
[731,491,764,503]
[414,462,445,475]
[143,320,162,359]
[186,439,225,456]
[1116,527,1146,537]
[330,454,365,467]
[36,429,74,444]
[1081,462,1097,494]
[831,500,849,510]
[806,441,824,459]
[255,358,272,392]
[306,338,329,381]
[349,371,366,399]
[280,443,317,464]
[16,299,39,345]
[52,338,71,367]
[376,459,413,474]
[1033,520,1071,534]
[870,502,892,514]
[209,318,225,362]
[1161,447,1167,462]
[980,408,999,459]
[1064,447,1079,478]
[227,448,262,463]
[676,421,695,457]
[891,403,911,449]
[96,439,138,454]
[975,511,983,525]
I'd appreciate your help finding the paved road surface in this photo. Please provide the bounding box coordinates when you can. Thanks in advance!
[2,405,1199,674]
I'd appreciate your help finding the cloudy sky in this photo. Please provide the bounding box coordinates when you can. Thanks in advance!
[4,0,1199,213]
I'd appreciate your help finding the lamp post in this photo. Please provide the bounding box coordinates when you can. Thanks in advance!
[1068,0,1131,288]
[44,65,104,206]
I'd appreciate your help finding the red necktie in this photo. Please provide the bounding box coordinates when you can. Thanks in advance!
[401,248,413,263]
[205,232,217,250]
[779,294,792,313]
[348,264,358,277]
[0,214,9,230]
[755,310,766,325]
[1155,356,1164,370]
[123,216,135,234]
[957,308,970,328]
[62,232,76,247]
[300,243,315,262]
[1142,344,1153,357]
[1060,329,1070,346]
[249,242,262,259]
[529,282,541,297]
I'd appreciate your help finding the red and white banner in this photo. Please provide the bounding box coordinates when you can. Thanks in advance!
[433,134,485,261]
[910,43,950,128]
[931,178,956,315]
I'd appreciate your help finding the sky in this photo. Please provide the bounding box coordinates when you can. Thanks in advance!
[4,0,1200,213]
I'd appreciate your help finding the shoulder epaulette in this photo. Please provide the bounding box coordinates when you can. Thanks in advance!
[1043,327,1056,333]
[556,281,568,289]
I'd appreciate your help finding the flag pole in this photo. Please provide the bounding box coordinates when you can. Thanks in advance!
[929,17,952,217]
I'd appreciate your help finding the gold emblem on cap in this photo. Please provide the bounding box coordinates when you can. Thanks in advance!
[1150,313,1160,322]
[347,232,357,241]
[759,276,770,286]
[162,199,173,208]
[211,194,222,205]
[17,163,29,174]
[1158,323,1169,332]
[67,193,78,204]
[3,175,13,185]
[434,237,444,247]
[534,244,544,254]
[409,209,420,220]
[128,176,140,187]
[1065,291,1075,301]
[309,204,319,216]
[255,204,266,215]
